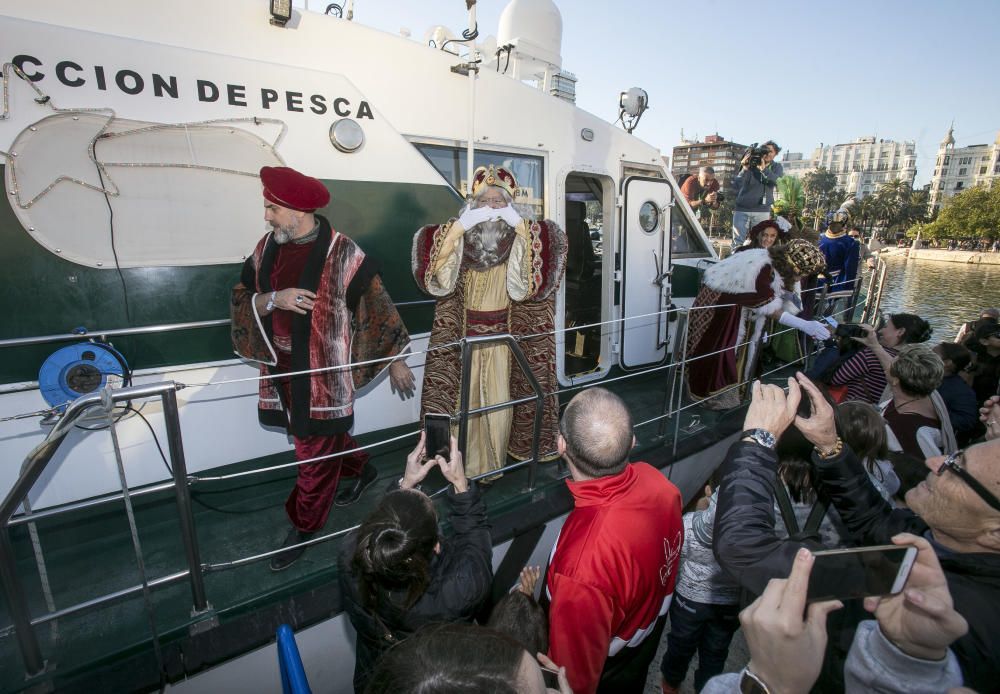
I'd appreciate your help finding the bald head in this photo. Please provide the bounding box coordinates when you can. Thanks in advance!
[559,388,634,478]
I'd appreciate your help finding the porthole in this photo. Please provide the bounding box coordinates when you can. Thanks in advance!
[329,118,365,153]
[639,201,659,233]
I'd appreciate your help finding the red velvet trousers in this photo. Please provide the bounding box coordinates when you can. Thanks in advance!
[275,364,368,533]
[286,431,368,533]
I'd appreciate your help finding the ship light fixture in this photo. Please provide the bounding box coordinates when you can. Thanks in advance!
[581,128,594,142]
[618,87,649,134]
[270,0,292,27]
[330,118,365,153]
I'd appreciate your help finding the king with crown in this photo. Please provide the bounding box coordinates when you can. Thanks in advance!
[412,165,567,478]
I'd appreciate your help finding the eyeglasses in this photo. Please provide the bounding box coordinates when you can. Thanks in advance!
[936,450,1000,512]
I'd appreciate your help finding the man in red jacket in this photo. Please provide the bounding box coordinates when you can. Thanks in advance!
[545,387,684,693]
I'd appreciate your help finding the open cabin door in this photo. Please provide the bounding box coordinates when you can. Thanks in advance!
[619,176,672,369]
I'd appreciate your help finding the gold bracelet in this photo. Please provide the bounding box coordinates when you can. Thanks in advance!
[816,437,844,459]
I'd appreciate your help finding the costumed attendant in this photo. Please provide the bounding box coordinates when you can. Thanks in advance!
[686,240,829,409]
[818,205,860,294]
[232,166,414,571]
[412,166,567,479]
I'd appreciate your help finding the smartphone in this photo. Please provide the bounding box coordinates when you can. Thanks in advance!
[807,544,917,603]
[540,666,561,689]
[423,413,452,461]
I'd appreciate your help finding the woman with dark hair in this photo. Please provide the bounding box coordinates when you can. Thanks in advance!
[339,434,492,693]
[365,623,571,694]
[828,313,932,404]
[733,218,789,253]
[836,401,899,501]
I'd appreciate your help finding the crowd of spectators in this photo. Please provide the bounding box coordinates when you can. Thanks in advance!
[330,198,1000,692]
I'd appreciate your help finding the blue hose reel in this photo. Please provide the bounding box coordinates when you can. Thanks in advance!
[38,342,130,410]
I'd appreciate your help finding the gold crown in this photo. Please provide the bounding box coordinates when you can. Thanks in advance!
[471,165,518,199]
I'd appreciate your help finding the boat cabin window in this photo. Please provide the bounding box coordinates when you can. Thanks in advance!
[670,206,711,258]
[414,144,544,218]
[563,175,606,377]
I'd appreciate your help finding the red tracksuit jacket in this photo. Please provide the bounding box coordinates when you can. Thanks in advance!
[546,463,684,693]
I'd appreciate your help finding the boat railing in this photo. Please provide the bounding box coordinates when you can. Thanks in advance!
[0,381,207,677]
[0,300,438,350]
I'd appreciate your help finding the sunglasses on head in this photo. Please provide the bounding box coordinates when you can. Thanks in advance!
[937,450,1000,512]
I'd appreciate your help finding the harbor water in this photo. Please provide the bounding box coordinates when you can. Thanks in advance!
[875,255,1000,340]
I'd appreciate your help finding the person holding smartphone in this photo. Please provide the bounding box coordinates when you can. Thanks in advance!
[713,373,1000,692]
[338,434,492,693]
[700,539,965,693]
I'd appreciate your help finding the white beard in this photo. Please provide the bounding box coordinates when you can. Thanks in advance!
[464,218,515,269]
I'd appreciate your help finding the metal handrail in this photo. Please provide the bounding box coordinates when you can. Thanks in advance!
[0,381,208,676]
[456,334,546,490]
[0,300,437,349]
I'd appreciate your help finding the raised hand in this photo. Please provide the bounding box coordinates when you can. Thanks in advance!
[742,378,801,441]
[794,373,840,455]
[400,432,435,490]
[741,548,843,694]
[863,534,968,661]
[436,435,468,493]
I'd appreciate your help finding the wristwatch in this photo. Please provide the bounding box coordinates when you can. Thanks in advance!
[739,668,771,694]
[741,428,777,449]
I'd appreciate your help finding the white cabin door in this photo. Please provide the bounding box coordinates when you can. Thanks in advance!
[619,176,672,369]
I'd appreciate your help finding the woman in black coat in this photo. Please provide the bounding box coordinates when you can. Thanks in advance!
[338,434,493,693]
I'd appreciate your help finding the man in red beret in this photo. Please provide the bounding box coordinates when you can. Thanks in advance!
[232,166,414,571]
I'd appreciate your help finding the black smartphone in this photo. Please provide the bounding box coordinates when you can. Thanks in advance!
[540,666,561,689]
[807,545,917,603]
[423,413,451,461]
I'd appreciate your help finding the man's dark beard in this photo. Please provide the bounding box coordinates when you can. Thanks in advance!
[463,218,516,271]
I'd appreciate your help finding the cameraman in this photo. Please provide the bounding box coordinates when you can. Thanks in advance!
[731,140,783,247]
[681,166,721,220]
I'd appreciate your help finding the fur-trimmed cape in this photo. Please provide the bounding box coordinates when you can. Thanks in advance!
[686,250,796,403]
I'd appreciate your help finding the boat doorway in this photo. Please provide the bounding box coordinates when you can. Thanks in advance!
[561,173,611,381]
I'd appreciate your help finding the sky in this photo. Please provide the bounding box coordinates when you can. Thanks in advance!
[302,0,1000,186]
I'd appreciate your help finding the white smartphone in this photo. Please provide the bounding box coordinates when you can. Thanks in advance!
[807,544,918,603]
[423,412,452,461]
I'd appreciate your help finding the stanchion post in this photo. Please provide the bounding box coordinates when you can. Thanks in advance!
[160,388,209,614]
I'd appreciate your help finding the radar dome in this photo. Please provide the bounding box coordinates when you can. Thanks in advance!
[498,0,563,68]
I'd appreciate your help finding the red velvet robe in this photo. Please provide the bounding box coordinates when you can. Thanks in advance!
[686,250,792,405]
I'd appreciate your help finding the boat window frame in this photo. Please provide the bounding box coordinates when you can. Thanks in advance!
[408,137,548,219]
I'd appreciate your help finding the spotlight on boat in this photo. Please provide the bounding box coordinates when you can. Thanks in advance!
[618,87,649,134]
[270,0,292,27]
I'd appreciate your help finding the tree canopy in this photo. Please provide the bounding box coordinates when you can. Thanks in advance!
[912,184,1000,240]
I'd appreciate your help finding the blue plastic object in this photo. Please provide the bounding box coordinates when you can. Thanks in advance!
[38,342,128,410]
[277,624,312,694]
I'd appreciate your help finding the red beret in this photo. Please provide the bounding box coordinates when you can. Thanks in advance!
[260,166,330,212]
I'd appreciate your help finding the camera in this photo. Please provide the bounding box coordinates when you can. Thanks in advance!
[834,323,868,339]
[743,142,771,168]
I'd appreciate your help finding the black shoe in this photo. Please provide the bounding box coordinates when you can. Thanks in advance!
[334,464,378,507]
[269,528,313,572]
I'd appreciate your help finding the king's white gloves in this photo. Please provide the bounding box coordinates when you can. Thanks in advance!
[778,312,831,340]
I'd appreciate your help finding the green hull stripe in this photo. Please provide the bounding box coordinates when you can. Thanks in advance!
[0,167,460,384]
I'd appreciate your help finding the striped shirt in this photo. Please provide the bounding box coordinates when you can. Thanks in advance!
[831,346,898,404]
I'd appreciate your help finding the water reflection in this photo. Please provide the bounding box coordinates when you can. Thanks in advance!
[877,256,1000,340]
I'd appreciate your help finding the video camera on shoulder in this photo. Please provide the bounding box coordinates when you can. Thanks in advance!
[743,142,771,168]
